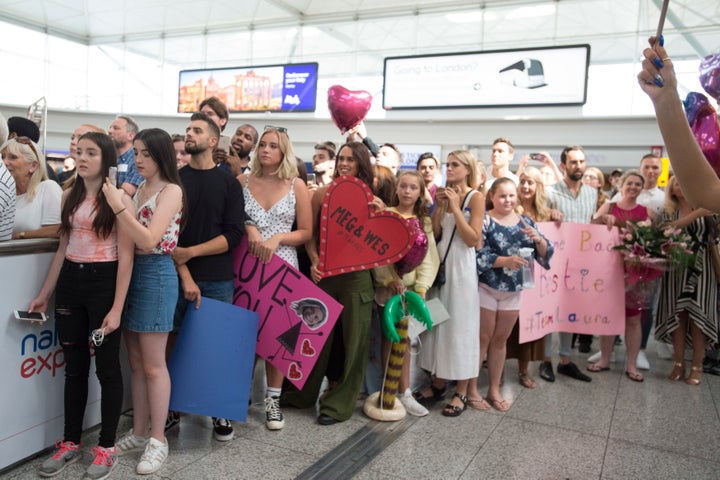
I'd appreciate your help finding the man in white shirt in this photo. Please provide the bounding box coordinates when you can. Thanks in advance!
[487,137,520,187]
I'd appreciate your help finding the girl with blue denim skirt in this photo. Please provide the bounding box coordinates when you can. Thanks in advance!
[29,132,134,480]
[103,128,184,475]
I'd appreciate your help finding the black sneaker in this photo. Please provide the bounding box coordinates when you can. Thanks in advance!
[264,396,285,430]
[164,411,180,432]
[212,417,234,441]
[539,361,555,382]
[557,362,592,382]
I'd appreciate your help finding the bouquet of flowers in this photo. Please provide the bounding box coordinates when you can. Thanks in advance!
[613,219,695,310]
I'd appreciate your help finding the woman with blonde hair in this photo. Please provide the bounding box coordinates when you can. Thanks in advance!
[1,137,61,239]
[582,166,609,211]
[506,166,551,389]
[415,150,485,417]
[238,126,312,429]
[589,170,655,382]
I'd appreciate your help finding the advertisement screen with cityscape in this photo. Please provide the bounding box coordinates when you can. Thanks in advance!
[178,63,318,113]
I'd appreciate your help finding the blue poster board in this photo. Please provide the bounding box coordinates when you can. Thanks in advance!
[168,297,259,422]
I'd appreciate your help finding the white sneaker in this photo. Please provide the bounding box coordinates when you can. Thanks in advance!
[588,351,616,363]
[636,350,650,370]
[115,430,148,456]
[399,389,429,417]
[136,437,168,475]
[657,342,674,360]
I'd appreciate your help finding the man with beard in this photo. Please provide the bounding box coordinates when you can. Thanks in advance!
[169,111,245,441]
[108,115,142,196]
[540,146,597,383]
[227,124,258,175]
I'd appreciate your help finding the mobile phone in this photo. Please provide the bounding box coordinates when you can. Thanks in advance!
[217,136,231,154]
[307,173,316,185]
[14,310,47,322]
[530,153,543,161]
[108,166,118,187]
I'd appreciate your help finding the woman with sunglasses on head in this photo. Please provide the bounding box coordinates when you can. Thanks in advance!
[28,132,134,480]
[415,150,485,417]
[282,141,377,425]
[237,126,312,430]
[1,136,62,239]
[102,128,184,474]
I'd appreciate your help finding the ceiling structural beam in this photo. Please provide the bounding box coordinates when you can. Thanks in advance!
[0,13,89,44]
[651,0,708,58]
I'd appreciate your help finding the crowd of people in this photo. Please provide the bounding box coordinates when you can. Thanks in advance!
[2,38,719,479]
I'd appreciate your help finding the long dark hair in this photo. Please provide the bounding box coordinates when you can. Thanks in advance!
[334,141,374,189]
[135,128,187,230]
[60,132,116,239]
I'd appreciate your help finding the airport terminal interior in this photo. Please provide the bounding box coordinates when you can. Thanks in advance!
[1,1,720,479]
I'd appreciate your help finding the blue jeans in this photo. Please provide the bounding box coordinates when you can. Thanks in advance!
[173,279,234,331]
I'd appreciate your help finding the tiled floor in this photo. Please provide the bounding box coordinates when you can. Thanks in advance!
[3,338,720,480]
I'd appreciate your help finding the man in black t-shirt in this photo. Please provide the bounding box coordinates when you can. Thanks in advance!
[169,111,245,442]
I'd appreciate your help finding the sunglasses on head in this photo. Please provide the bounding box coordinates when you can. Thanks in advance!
[264,125,288,134]
[14,136,40,162]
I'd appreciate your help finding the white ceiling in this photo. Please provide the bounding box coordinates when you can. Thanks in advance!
[0,0,717,77]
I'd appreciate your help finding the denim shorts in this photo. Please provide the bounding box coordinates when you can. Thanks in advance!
[124,254,178,333]
[173,278,234,331]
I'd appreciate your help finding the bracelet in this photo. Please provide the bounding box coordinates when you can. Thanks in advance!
[114,207,126,216]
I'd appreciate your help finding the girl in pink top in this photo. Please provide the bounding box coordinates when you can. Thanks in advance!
[29,132,134,479]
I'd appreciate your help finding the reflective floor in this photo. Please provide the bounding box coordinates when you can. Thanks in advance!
[3,337,720,480]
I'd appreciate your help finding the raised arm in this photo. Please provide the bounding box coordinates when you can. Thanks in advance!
[639,37,720,212]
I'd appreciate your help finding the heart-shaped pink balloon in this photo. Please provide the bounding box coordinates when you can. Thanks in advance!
[691,103,720,176]
[699,53,720,101]
[327,85,372,134]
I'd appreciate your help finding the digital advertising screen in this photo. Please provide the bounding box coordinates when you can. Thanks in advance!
[383,45,590,109]
[178,62,318,113]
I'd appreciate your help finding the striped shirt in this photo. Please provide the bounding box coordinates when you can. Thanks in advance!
[0,161,17,241]
[547,180,598,223]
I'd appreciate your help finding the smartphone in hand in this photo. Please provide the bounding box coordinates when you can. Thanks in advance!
[14,310,47,323]
[108,166,118,186]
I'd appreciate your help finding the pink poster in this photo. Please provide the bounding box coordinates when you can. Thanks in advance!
[232,237,343,389]
[519,223,626,343]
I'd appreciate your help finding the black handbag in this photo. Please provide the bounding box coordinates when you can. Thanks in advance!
[433,227,455,287]
[432,191,472,288]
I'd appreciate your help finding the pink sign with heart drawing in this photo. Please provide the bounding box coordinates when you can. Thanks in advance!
[232,237,343,389]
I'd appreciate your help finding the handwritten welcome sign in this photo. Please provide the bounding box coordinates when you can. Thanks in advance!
[519,223,626,343]
[318,176,412,277]
[232,237,343,389]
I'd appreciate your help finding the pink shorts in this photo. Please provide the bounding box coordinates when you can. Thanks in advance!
[478,284,522,312]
